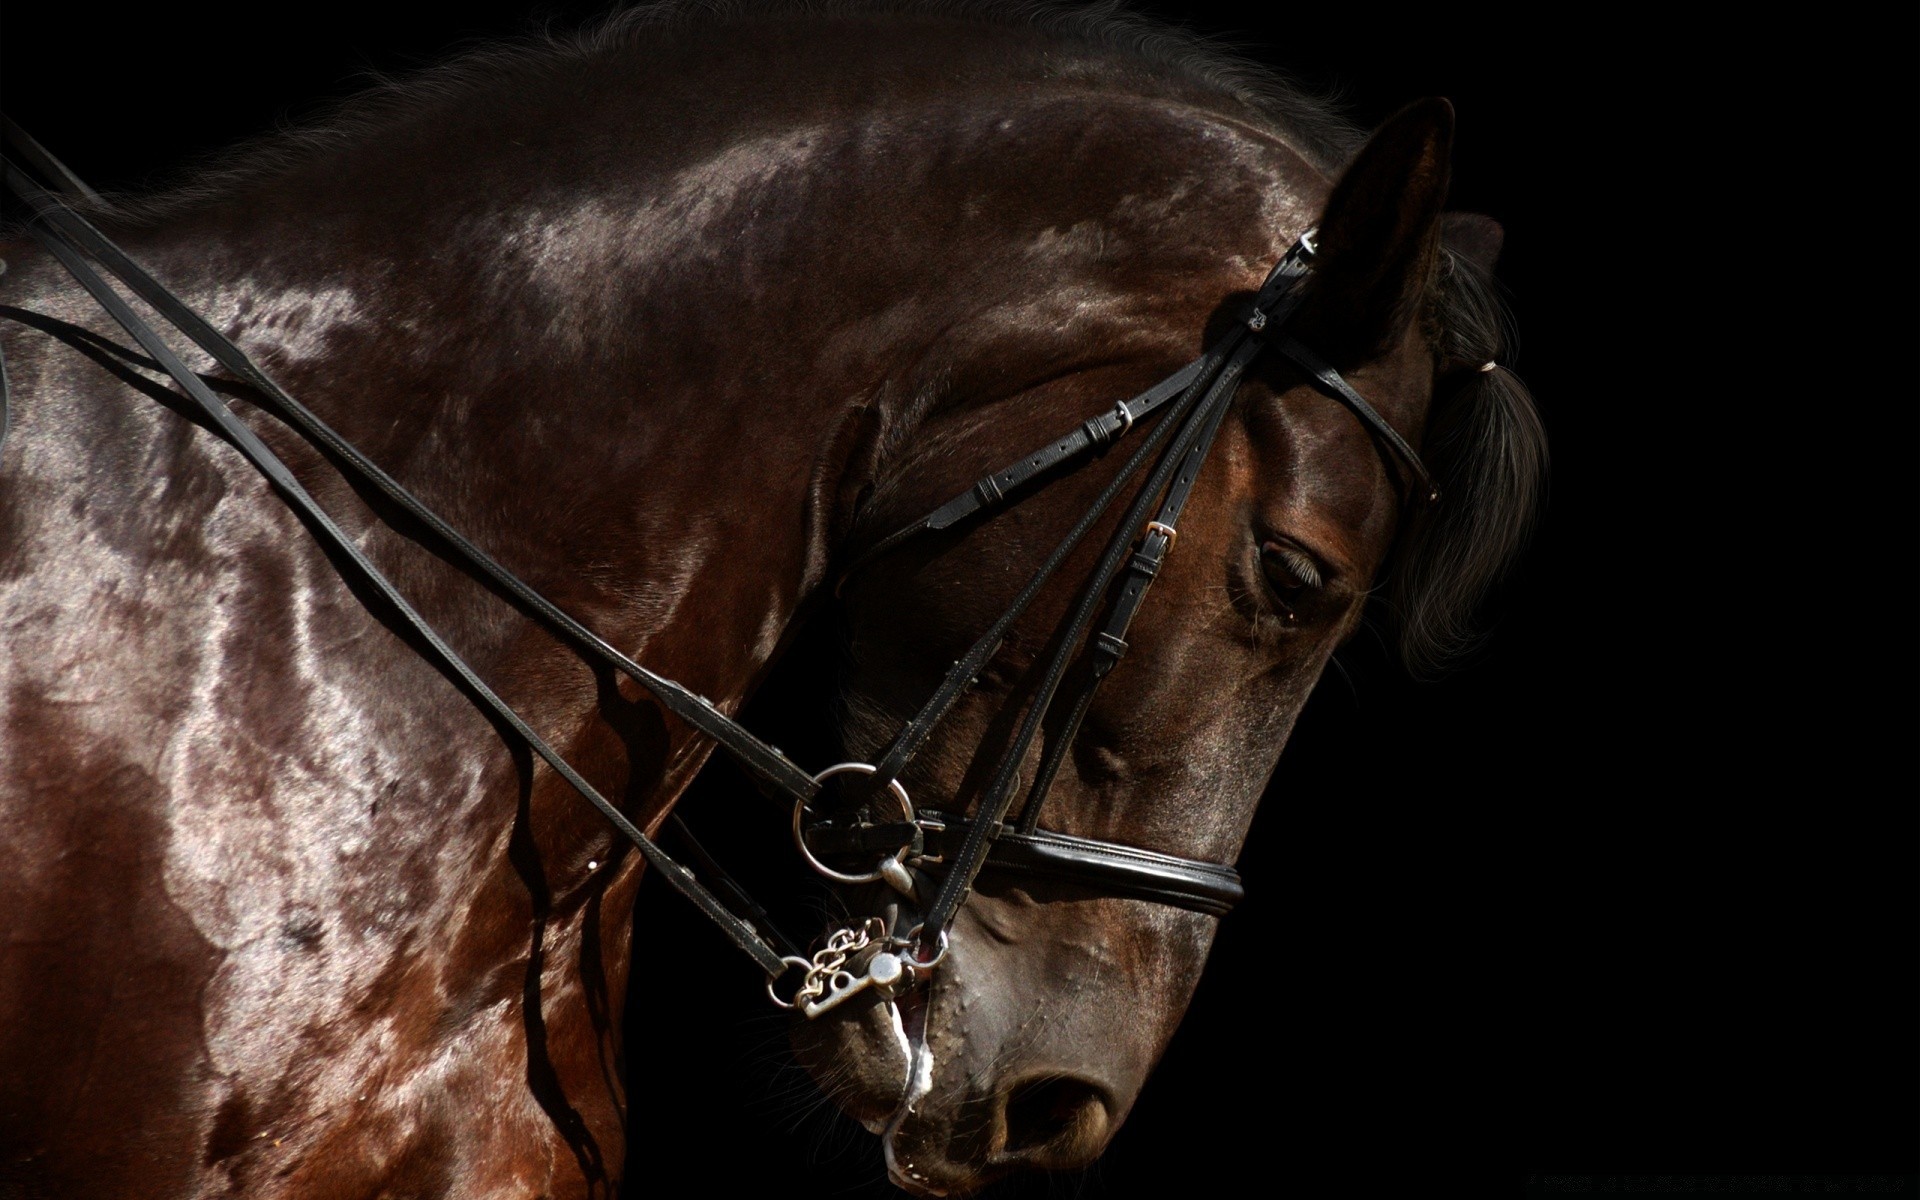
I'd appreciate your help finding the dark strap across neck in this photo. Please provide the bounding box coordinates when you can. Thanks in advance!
[3,155,801,978]
[1,161,825,812]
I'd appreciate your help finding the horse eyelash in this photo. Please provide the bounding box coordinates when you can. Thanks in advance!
[1262,541,1323,590]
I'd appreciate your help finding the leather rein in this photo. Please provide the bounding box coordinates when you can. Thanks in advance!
[0,122,1435,1017]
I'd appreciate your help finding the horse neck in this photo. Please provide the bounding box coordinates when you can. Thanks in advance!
[96,54,1310,782]
[102,178,913,738]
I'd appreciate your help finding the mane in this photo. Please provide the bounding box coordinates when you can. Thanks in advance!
[89,0,1362,225]
[1393,251,1547,675]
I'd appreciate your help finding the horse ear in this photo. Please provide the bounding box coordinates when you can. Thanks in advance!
[1299,97,1455,359]
[1442,212,1504,274]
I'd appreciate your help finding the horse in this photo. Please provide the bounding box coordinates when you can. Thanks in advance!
[0,3,1545,1195]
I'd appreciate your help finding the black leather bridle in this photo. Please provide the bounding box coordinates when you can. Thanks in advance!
[0,120,1434,1016]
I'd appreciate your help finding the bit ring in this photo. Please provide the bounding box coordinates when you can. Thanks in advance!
[767,955,815,1009]
[904,924,951,970]
[792,762,916,885]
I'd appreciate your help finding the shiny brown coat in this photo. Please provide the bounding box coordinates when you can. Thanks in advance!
[0,8,1540,1197]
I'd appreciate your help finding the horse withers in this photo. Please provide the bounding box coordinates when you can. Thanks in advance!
[0,5,1543,1196]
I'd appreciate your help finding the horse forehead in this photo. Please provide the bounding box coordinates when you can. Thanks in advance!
[1228,353,1435,558]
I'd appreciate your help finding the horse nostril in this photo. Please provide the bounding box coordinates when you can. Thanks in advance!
[1000,1075,1111,1160]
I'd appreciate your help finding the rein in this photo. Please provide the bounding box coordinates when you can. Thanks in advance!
[0,122,1434,1016]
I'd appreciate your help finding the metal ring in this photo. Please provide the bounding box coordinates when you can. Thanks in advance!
[904,924,951,970]
[766,955,814,1009]
[792,762,916,885]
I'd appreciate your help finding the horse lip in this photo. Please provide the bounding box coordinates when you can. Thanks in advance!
[886,1165,952,1197]
[881,988,940,1192]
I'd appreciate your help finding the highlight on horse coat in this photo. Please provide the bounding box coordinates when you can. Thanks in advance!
[0,2,1544,1194]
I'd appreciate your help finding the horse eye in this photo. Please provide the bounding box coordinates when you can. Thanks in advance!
[1258,540,1321,622]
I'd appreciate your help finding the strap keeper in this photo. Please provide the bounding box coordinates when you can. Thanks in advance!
[1126,549,1160,579]
[973,474,1005,506]
[1093,631,1129,662]
[1084,401,1133,448]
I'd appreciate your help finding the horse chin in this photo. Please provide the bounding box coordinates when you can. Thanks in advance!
[787,991,917,1135]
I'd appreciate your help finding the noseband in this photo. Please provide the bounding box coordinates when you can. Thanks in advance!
[1,124,1433,1018]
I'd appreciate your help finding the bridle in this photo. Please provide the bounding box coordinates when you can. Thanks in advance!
[0,120,1436,1018]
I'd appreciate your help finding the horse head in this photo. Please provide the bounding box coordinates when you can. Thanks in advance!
[790,97,1543,1194]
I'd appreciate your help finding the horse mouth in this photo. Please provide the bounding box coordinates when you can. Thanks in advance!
[785,963,929,1138]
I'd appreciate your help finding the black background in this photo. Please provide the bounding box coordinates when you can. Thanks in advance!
[4,3,1914,1195]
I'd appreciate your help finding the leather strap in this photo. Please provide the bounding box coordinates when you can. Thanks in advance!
[1014,267,1317,835]
[2,115,102,204]
[0,119,80,465]
[664,815,807,960]
[1270,333,1439,505]
[848,336,1230,812]
[807,812,1243,917]
[914,243,1332,944]
[0,153,824,813]
[914,314,1276,938]
[842,357,1209,576]
[6,160,793,978]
